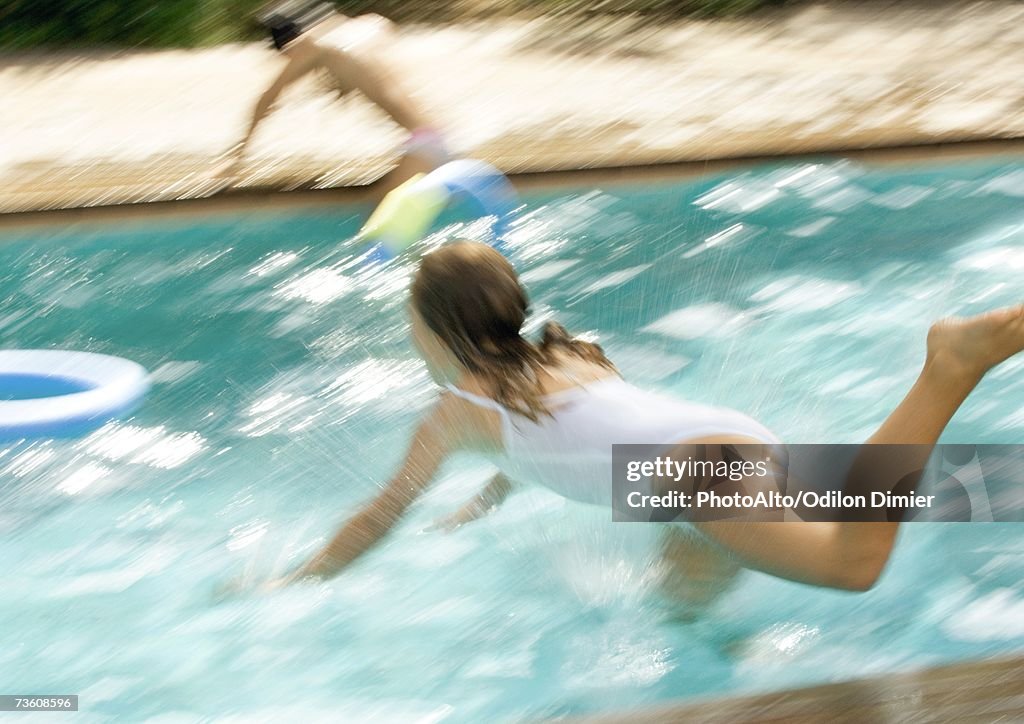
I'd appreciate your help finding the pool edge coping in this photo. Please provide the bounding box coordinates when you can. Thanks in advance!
[2,136,1023,233]
[559,653,1024,723]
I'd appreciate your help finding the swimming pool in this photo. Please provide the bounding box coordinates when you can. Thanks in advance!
[2,156,1024,721]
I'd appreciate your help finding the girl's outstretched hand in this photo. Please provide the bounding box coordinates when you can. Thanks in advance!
[423,474,514,533]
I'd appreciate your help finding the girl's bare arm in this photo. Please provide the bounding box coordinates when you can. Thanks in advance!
[287,394,466,581]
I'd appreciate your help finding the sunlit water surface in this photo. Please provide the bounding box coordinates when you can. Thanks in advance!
[2,158,1024,721]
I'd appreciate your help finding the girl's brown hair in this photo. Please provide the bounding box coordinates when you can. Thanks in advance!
[411,241,617,421]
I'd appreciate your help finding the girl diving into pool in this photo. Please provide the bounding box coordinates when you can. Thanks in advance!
[250,241,1024,601]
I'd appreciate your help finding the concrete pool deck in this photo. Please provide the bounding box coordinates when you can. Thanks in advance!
[568,654,1024,723]
[3,1,1024,215]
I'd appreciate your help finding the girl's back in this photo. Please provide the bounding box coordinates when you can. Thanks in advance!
[450,366,780,508]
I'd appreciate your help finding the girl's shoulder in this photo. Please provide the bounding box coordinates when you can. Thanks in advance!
[435,378,508,452]
[537,354,621,395]
[446,373,494,398]
[449,360,618,403]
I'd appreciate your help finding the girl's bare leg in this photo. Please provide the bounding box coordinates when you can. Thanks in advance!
[692,305,1024,591]
[657,525,742,615]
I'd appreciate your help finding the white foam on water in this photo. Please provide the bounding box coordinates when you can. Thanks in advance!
[784,162,864,199]
[976,169,1024,198]
[309,328,363,358]
[750,277,862,314]
[562,623,674,690]
[641,303,749,340]
[56,461,111,496]
[226,521,269,552]
[550,534,663,610]
[869,185,935,210]
[260,588,331,633]
[949,218,1024,259]
[239,393,311,436]
[786,216,836,238]
[274,266,354,305]
[520,258,581,283]
[51,567,151,596]
[768,164,822,189]
[401,535,479,571]
[116,500,186,532]
[0,309,30,334]
[836,375,905,401]
[694,179,783,214]
[579,264,651,295]
[955,245,1024,272]
[404,597,489,626]
[2,444,57,477]
[326,359,431,412]
[683,223,758,258]
[514,193,621,262]
[248,251,302,278]
[998,405,1024,430]
[735,622,820,665]
[959,399,1000,424]
[77,423,159,459]
[142,714,203,724]
[987,355,1024,381]
[216,701,455,724]
[130,430,205,469]
[816,369,873,396]
[269,309,317,337]
[604,344,691,382]
[465,648,536,679]
[125,250,235,286]
[810,185,873,213]
[52,284,97,309]
[80,676,141,704]
[148,361,204,385]
[594,211,643,239]
[963,281,1011,305]
[942,588,1024,641]
[76,423,206,470]
[238,359,431,434]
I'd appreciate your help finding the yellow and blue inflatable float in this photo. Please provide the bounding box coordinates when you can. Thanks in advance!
[357,159,518,263]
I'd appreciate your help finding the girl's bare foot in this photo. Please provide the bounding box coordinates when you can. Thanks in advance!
[927,304,1024,381]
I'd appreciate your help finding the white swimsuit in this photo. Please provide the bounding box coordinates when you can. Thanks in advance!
[444,376,781,508]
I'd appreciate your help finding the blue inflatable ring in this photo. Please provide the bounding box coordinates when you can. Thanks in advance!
[0,350,149,441]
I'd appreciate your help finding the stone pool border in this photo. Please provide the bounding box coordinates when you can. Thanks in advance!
[2,137,1023,233]
[563,654,1024,723]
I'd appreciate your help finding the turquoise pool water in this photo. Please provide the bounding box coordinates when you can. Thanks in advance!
[2,157,1024,721]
